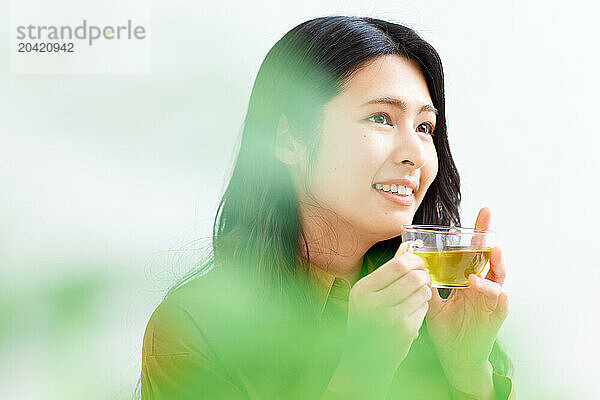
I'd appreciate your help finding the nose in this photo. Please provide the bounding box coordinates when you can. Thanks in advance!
[391,126,427,169]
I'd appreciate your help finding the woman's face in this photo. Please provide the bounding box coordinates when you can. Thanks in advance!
[298,54,439,242]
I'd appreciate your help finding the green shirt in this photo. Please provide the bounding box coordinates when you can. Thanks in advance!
[141,256,515,399]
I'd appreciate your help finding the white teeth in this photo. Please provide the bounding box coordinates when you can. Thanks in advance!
[375,184,414,195]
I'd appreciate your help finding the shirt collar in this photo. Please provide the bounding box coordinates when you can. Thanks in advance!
[296,254,376,316]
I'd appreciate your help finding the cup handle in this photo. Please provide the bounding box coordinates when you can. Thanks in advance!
[406,239,424,253]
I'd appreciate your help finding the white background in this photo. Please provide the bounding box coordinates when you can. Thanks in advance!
[1,0,599,399]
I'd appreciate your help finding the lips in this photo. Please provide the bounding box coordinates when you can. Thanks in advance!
[373,186,415,206]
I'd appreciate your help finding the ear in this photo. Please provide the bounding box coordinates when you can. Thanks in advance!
[274,114,306,165]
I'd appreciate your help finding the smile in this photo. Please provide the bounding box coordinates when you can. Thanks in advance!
[372,184,415,206]
[373,183,413,195]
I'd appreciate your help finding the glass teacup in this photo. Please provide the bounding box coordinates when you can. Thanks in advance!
[399,225,495,289]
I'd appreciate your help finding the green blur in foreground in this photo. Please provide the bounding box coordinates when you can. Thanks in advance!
[140,254,514,399]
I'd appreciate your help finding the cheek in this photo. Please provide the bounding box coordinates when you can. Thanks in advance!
[420,145,439,192]
[309,129,380,201]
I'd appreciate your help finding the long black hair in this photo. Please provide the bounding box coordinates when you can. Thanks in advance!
[146,16,511,396]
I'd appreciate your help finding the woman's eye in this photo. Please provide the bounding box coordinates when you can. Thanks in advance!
[366,113,392,125]
[417,122,436,136]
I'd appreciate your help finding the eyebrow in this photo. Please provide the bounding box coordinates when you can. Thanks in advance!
[360,96,439,116]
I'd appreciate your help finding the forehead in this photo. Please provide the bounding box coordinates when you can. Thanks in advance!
[336,54,433,108]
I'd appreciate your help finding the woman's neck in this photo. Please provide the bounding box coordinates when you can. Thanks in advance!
[297,204,378,286]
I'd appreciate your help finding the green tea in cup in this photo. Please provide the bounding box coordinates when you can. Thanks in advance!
[399,225,495,289]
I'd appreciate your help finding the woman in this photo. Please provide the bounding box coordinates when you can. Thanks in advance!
[140,16,515,399]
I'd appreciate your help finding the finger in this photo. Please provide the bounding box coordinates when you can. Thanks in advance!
[468,274,502,311]
[475,207,491,231]
[392,284,432,315]
[484,246,507,286]
[471,207,491,248]
[490,291,510,330]
[375,269,431,306]
[396,240,413,257]
[358,252,425,292]
[395,239,424,258]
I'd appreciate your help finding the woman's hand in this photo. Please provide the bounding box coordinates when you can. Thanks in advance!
[344,239,433,367]
[325,240,433,400]
[425,207,509,397]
